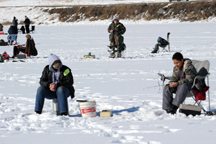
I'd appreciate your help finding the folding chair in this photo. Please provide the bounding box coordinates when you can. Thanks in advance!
[151,32,170,53]
[158,60,213,116]
[18,26,25,34]
[158,32,170,52]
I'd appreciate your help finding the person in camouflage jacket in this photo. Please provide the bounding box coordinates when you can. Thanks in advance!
[108,16,126,58]
[162,52,198,114]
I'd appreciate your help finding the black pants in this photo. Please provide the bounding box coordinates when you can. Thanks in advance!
[25,25,30,34]
[0,42,8,46]
[13,46,25,57]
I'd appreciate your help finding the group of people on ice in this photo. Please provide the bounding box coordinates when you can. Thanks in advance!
[0,16,31,46]
[0,16,37,60]
[35,52,203,116]
[33,16,205,116]
[1,16,208,116]
[107,16,170,57]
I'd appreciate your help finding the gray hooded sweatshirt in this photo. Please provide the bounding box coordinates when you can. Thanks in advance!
[48,53,62,84]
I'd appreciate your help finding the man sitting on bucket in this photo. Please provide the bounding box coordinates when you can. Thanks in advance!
[35,53,75,116]
[162,52,197,114]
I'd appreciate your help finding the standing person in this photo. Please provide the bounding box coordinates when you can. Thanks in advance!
[24,16,30,34]
[12,34,37,58]
[12,17,18,28]
[34,53,75,116]
[0,23,3,31]
[108,16,126,58]
[8,25,18,45]
[162,52,198,114]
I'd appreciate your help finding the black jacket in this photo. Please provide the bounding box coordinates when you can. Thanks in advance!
[24,18,30,25]
[12,17,18,27]
[8,26,18,34]
[108,21,126,36]
[39,65,75,99]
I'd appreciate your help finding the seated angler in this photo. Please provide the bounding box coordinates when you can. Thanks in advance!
[162,52,197,114]
[34,53,75,116]
[12,34,37,58]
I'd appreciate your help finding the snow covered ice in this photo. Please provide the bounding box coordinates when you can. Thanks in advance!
[1,22,216,144]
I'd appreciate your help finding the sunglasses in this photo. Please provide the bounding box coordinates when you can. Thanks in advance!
[52,62,61,68]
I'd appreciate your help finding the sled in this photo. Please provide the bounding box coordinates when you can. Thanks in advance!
[83,55,95,59]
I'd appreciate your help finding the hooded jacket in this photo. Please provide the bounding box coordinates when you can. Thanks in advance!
[39,54,75,98]
[25,38,37,56]
[8,25,18,34]
[108,20,126,37]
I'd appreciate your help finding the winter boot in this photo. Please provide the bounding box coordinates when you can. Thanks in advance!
[109,52,116,58]
[151,44,159,53]
[117,52,121,58]
[166,104,178,115]
[61,112,68,116]
[35,111,42,114]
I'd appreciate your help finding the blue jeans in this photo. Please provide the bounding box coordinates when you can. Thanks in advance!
[8,34,17,44]
[35,86,70,113]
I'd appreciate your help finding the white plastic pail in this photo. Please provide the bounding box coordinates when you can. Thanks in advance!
[78,100,96,117]
[53,98,60,115]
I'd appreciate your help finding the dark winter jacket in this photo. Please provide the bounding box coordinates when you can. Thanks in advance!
[39,54,75,99]
[170,59,197,84]
[108,21,126,37]
[8,25,18,34]
[170,59,205,90]
[24,18,30,25]
[0,23,3,31]
[25,38,37,56]
[12,17,18,27]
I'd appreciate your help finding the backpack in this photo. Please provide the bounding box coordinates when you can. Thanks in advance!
[2,52,9,60]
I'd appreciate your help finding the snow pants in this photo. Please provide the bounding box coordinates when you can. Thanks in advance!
[35,86,70,113]
[109,34,125,53]
[162,83,192,110]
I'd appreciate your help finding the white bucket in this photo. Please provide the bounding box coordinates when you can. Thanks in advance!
[52,98,69,116]
[78,100,97,117]
[53,98,60,115]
